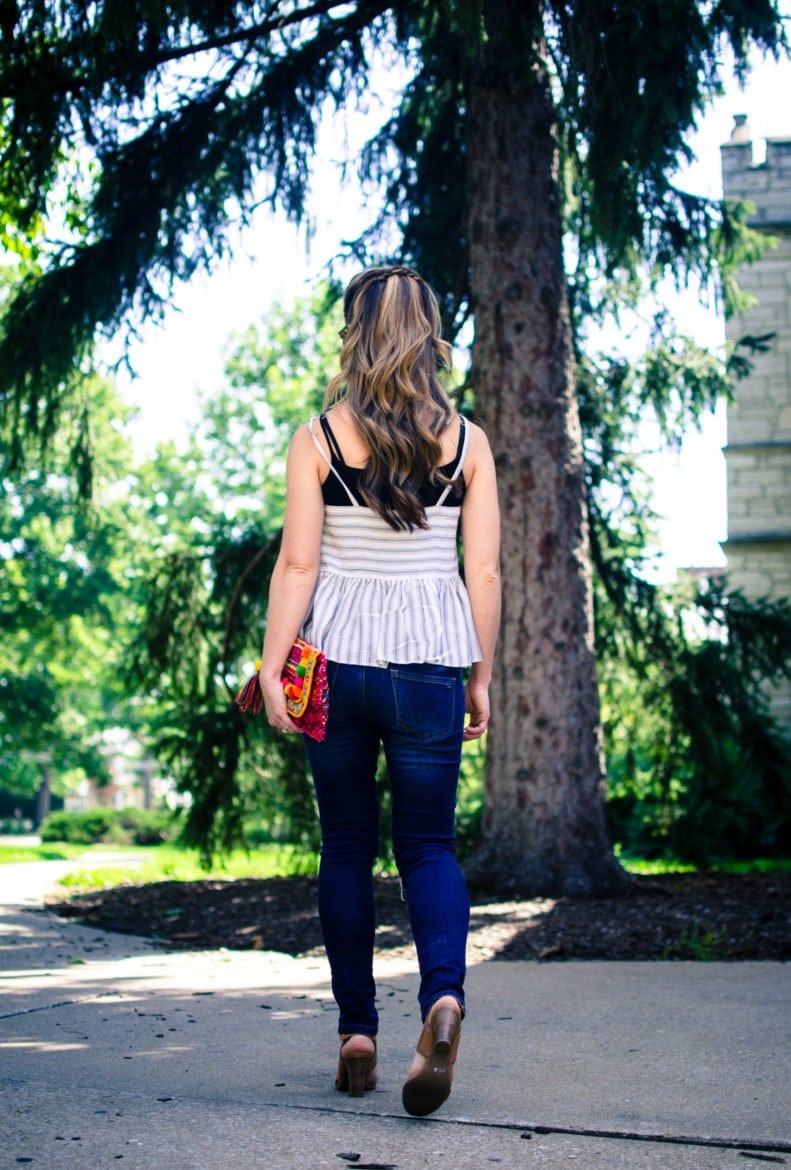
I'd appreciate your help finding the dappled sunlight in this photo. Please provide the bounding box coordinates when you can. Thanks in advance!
[465,897,560,965]
[0,906,409,1008]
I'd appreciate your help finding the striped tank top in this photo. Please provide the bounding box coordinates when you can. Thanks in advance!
[301,414,482,668]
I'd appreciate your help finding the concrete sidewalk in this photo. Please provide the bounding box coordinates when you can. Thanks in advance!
[0,861,789,1169]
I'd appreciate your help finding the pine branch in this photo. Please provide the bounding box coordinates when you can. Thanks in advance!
[143,0,378,69]
[219,531,281,676]
[0,0,392,477]
[0,1,385,98]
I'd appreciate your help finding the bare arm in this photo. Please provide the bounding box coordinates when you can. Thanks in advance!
[259,424,325,731]
[460,422,501,740]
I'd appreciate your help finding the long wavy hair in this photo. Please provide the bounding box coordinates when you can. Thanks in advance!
[324,265,454,531]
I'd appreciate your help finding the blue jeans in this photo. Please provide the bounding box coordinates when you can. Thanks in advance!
[303,661,470,1036]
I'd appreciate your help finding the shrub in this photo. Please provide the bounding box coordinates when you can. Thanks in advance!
[117,808,177,845]
[40,809,116,844]
[39,807,176,846]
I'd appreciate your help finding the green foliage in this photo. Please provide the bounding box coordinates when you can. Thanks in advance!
[669,921,727,961]
[40,808,115,845]
[552,0,785,278]
[455,737,486,862]
[599,574,791,862]
[1,1,788,871]
[57,866,133,891]
[3,272,786,867]
[1,2,786,470]
[214,285,343,523]
[567,289,791,863]
[0,843,87,863]
[54,842,321,893]
[0,373,146,794]
[357,5,471,335]
[119,807,180,846]
[39,806,177,846]
[0,0,387,476]
[664,588,791,860]
[126,288,337,860]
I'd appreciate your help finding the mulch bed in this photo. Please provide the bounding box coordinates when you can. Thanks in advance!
[48,870,790,961]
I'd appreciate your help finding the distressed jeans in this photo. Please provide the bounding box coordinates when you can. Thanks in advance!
[303,661,470,1036]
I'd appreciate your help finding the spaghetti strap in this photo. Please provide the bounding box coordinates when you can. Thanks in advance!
[454,416,471,476]
[308,417,360,507]
[436,417,470,505]
[319,414,346,465]
[308,416,332,466]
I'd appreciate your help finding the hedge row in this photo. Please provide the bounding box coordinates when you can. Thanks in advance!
[39,807,177,846]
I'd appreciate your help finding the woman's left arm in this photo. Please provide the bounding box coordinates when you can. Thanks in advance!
[258,424,325,731]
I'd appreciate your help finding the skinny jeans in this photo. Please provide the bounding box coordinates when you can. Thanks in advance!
[303,661,470,1036]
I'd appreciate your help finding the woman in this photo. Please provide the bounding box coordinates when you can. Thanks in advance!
[258,265,501,1117]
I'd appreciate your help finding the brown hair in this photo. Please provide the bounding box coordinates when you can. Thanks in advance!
[324,266,454,531]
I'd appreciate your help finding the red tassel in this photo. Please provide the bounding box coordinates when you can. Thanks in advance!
[234,673,263,714]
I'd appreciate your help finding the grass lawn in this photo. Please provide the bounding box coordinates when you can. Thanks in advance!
[59,842,320,884]
[2,839,788,896]
[0,842,92,864]
[0,841,320,888]
[616,853,791,876]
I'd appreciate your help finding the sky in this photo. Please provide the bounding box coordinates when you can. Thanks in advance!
[114,36,791,579]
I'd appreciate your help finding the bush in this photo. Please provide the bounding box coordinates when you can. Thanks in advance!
[118,808,177,845]
[39,807,176,846]
[0,817,34,834]
[40,809,116,844]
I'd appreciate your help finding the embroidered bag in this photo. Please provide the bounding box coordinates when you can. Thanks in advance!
[233,638,329,742]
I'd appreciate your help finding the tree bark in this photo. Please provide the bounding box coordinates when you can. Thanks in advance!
[464,0,626,897]
[35,758,52,830]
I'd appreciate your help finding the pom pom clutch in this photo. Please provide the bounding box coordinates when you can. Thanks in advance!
[234,638,329,742]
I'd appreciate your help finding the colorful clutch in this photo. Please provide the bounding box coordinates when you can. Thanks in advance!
[233,638,329,742]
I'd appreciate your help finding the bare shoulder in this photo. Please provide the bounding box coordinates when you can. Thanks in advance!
[465,419,491,448]
[290,421,319,453]
[464,419,495,476]
[288,420,328,472]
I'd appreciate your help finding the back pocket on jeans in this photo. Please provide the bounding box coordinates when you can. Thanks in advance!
[390,668,459,742]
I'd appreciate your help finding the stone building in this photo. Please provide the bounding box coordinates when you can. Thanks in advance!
[721,117,791,734]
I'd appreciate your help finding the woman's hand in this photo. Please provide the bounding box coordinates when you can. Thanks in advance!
[463,679,490,740]
[259,667,301,735]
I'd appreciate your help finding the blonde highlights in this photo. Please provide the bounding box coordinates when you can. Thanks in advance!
[325,266,454,531]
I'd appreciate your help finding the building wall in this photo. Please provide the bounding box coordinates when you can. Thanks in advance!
[721,122,791,733]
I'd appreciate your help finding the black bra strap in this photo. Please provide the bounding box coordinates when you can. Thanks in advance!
[452,416,465,464]
[319,414,345,465]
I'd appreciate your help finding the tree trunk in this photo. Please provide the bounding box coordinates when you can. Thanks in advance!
[464,0,626,897]
[35,758,52,830]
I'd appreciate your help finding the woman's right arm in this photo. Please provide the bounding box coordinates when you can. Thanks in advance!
[258,424,325,731]
[460,422,501,740]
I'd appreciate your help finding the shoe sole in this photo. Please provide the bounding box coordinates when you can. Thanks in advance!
[401,1053,453,1116]
[402,1004,460,1117]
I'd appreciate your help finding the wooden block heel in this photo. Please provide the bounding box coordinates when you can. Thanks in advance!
[342,1054,373,1097]
[335,1034,377,1097]
[402,997,462,1118]
[431,1005,459,1055]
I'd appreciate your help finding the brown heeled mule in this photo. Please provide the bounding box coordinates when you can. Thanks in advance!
[335,1033,377,1097]
[401,996,462,1117]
